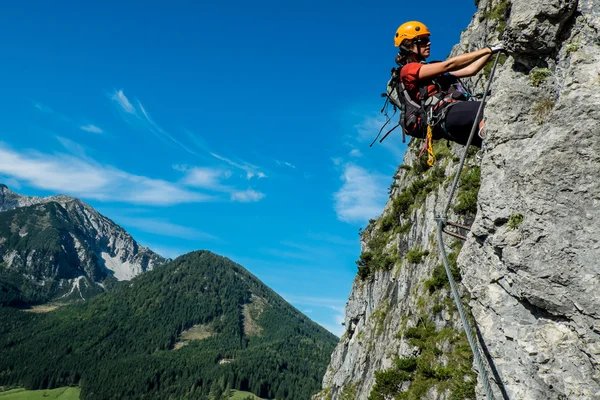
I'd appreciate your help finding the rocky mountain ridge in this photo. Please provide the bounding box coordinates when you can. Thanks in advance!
[315,0,600,398]
[0,184,165,305]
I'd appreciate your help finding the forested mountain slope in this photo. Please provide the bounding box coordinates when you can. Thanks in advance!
[0,250,338,400]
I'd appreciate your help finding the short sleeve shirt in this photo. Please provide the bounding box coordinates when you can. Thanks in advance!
[400,62,439,101]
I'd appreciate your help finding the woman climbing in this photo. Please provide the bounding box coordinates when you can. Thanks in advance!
[394,21,505,148]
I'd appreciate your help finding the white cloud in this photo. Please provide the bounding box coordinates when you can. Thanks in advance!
[333,163,389,224]
[107,90,267,202]
[34,101,99,132]
[211,153,267,180]
[56,136,88,159]
[354,115,407,161]
[110,89,197,156]
[231,189,265,202]
[80,124,103,134]
[175,166,266,204]
[111,89,136,114]
[349,149,363,157]
[275,160,296,169]
[115,216,217,241]
[33,102,55,114]
[0,176,21,190]
[180,166,231,190]
[0,143,213,206]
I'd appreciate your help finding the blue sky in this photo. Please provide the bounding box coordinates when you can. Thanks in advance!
[0,0,476,335]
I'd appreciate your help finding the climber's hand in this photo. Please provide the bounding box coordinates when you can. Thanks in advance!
[487,43,506,54]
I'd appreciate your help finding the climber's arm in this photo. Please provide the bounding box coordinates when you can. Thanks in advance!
[418,48,492,80]
[451,52,492,78]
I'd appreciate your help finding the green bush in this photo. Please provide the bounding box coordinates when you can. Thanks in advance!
[453,166,481,216]
[406,249,430,264]
[374,316,476,399]
[356,233,398,280]
[530,68,552,87]
[566,43,579,55]
[482,53,508,79]
[368,370,411,400]
[479,0,511,32]
[507,213,524,229]
[396,357,417,372]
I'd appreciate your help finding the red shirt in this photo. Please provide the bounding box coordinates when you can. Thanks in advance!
[400,62,439,101]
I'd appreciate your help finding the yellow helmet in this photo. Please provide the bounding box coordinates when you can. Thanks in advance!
[394,21,431,47]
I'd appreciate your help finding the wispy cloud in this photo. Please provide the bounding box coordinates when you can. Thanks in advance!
[231,189,265,202]
[56,136,89,159]
[349,149,363,157]
[333,162,389,224]
[33,101,102,134]
[174,165,266,205]
[211,153,267,180]
[109,89,197,155]
[0,142,213,206]
[111,89,135,114]
[115,216,218,241]
[34,102,56,114]
[275,159,296,169]
[108,90,267,202]
[354,114,406,161]
[177,165,232,190]
[80,124,103,134]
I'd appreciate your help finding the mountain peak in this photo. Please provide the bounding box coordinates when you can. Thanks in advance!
[0,184,82,212]
[0,184,167,304]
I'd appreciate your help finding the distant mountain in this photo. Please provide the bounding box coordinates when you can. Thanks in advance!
[0,184,165,306]
[0,250,339,400]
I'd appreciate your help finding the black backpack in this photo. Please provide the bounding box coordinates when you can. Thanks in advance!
[371,65,470,146]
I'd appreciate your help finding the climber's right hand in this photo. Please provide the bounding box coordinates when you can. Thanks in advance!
[487,43,506,54]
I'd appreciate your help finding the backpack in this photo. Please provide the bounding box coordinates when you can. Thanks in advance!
[372,64,470,146]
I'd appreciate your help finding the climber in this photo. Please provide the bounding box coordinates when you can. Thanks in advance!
[392,21,505,148]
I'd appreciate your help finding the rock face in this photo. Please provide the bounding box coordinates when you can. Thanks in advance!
[0,184,166,305]
[315,0,600,398]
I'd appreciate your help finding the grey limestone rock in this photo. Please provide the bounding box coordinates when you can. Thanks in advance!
[316,0,600,398]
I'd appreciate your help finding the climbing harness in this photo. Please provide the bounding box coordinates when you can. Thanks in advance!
[433,52,503,400]
[373,63,472,166]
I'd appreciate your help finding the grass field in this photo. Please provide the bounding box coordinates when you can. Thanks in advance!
[227,390,263,399]
[0,386,257,399]
[0,387,80,399]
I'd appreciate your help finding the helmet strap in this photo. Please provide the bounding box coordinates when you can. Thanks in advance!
[399,43,425,63]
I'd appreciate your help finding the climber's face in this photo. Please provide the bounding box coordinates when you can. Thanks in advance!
[411,35,431,58]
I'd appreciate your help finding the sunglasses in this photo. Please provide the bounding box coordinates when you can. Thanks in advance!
[413,36,431,45]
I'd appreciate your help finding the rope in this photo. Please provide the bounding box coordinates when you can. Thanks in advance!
[426,126,435,167]
[442,53,502,218]
[436,219,495,400]
[433,52,503,399]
